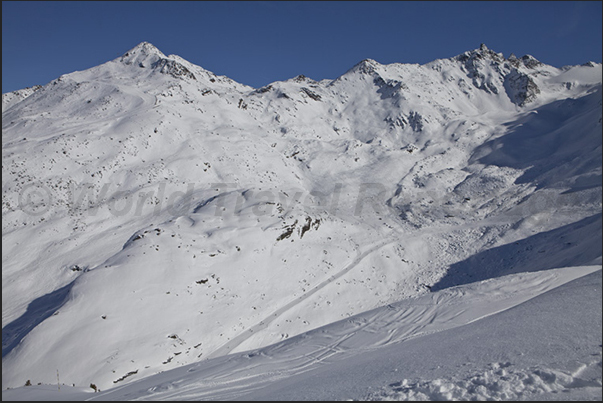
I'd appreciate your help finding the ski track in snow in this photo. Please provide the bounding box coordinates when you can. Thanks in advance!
[90,266,601,401]
[208,211,525,360]
[207,239,395,358]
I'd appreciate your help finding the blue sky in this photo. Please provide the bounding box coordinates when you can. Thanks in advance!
[2,1,602,93]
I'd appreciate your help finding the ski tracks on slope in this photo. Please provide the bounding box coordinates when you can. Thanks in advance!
[206,212,532,360]
[104,267,601,401]
[207,238,395,359]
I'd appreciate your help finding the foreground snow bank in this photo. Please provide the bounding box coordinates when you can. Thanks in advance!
[368,361,602,401]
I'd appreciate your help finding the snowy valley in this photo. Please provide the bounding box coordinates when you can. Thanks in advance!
[2,42,601,400]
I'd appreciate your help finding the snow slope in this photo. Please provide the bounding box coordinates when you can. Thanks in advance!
[2,42,601,397]
[2,267,601,400]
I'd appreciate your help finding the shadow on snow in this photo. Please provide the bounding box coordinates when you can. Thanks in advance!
[431,213,602,292]
[2,281,75,358]
[471,86,602,191]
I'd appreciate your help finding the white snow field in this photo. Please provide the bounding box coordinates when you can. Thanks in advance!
[2,267,601,401]
[2,42,602,400]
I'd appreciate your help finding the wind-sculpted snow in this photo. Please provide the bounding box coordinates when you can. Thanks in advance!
[368,361,603,401]
[2,42,601,394]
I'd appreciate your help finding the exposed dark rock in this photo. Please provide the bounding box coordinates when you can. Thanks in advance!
[408,111,424,132]
[507,53,521,68]
[301,87,321,101]
[277,219,298,241]
[294,75,308,83]
[521,54,543,69]
[113,370,138,384]
[253,85,273,94]
[504,69,541,106]
[581,61,598,68]
[152,59,196,80]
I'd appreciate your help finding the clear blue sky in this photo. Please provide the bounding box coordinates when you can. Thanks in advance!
[2,1,602,93]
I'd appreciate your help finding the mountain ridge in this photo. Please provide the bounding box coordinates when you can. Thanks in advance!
[4,41,601,106]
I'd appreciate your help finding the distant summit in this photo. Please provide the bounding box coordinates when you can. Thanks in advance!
[350,58,380,75]
[456,43,505,64]
[119,41,167,67]
[118,42,197,80]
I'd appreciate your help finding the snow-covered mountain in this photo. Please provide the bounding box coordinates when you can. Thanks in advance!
[2,42,601,398]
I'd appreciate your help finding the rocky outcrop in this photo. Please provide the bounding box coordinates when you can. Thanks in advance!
[504,69,541,106]
[301,87,321,101]
[456,44,505,95]
[153,59,196,80]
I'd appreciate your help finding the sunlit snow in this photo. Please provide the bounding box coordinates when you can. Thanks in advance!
[2,42,601,400]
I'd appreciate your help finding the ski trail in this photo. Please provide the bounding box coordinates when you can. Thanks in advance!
[207,239,394,359]
[92,266,601,402]
[206,212,525,360]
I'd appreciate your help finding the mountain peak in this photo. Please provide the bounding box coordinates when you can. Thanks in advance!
[456,43,505,65]
[119,41,167,67]
[520,54,543,69]
[350,58,380,75]
[127,42,165,56]
[476,43,504,61]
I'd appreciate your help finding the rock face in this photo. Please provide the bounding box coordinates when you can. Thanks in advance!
[505,69,541,106]
[452,43,551,105]
[153,58,197,80]
[2,42,601,391]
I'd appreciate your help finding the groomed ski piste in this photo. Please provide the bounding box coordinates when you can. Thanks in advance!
[2,42,601,400]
